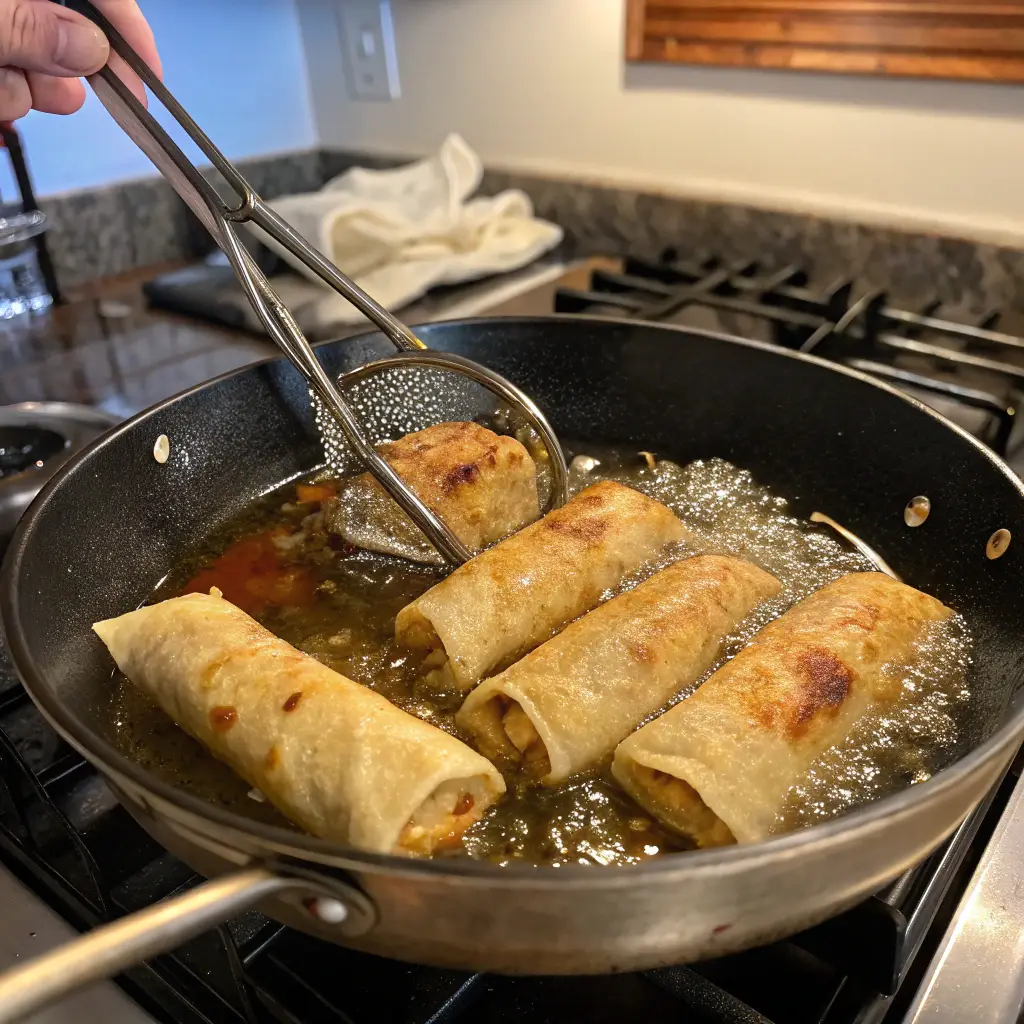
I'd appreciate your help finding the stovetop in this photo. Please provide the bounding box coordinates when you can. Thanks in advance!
[2,253,1024,1024]
[551,254,1024,469]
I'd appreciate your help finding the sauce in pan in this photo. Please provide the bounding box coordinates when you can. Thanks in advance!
[110,449,972,865]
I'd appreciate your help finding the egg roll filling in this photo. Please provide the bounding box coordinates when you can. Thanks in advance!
[614,763,736,849]
[416,644,459,690]
[499,697,552,777]
[453,693,552,777]
[502,701,542,757]
[398,774,496,854]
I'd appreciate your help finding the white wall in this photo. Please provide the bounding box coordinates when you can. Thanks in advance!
[15,0,316,197]
[297,0,1024,247]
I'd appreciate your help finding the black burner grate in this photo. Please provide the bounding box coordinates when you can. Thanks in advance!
[0,636,1013,1024]
[556,255,1023,455]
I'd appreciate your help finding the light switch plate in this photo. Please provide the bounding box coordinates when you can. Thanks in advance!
[337,0,401,102]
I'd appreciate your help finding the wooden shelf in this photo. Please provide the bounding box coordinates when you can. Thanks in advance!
[625,0,1024,81]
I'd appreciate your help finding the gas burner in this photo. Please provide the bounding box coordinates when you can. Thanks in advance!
[0,403,119,540]
[0,425,65,478]
[556,255,1022,456]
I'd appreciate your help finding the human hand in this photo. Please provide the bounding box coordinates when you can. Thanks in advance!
[0,0,161,121]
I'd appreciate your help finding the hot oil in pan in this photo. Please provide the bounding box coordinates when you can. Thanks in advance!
[777,616,972,832]
[110,450,972,865]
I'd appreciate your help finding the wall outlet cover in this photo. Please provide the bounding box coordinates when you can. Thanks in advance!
[337,0,401,102]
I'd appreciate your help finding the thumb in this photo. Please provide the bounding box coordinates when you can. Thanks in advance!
[0,0,109,77]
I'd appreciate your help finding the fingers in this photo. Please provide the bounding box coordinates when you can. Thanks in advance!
[27,69,86,114]
[0,0,162,120]
[0,0,108,76]
[91,0,161,106]
[92,0,160,77]
[0,67,32,121]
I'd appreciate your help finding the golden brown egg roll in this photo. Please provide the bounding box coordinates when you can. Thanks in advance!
[395,481,691,690]
[93,591,505,856]
[612,572,952,848]
[456,555,781,784]
[325,421,539,564]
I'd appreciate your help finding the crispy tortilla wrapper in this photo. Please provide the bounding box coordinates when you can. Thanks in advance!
[457,555,781,784]
[612,572,952,847]
[325,421,539,564]
[94,591,505,855]
[396,481,691,690]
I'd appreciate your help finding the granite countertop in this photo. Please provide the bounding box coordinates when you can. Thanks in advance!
[0,251,581,419]
[0,265,276,417]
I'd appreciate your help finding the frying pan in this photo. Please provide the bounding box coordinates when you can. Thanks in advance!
[1,315,1023,1021]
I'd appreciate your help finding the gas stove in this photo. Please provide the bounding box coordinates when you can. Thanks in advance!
[549,254,1024,468]
[1,253,1023,1024]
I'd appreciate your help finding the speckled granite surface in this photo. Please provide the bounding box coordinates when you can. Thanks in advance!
[38,146,1024,317]
[39,148,324,288]
[477,166,1024,319]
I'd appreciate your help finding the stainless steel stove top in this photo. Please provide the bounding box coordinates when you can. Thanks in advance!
[0,872,155,1024]
[906,769,1024,1023]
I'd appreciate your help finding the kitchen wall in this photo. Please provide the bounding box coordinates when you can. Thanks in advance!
[11,0,316,198]
[296,0,1024,247]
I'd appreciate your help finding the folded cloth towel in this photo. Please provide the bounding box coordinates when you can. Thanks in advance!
[252,134,563,330]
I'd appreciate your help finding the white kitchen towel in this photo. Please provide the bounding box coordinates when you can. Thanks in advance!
[254,134,563,329]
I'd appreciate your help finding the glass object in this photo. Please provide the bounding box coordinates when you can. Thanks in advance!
[0,209,52,320]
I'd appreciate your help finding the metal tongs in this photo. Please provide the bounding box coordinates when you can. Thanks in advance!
[63,0,567,565]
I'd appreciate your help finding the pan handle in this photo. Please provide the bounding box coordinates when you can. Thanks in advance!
[0,867,308,1023]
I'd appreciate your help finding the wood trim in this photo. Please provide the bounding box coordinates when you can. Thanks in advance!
[626,0,648,60]
[624,0,1024,81]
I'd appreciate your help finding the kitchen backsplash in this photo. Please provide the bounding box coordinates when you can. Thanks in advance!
[42,147,1024,320]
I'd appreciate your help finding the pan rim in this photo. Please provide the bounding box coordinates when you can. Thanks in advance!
[3,312,1023,887]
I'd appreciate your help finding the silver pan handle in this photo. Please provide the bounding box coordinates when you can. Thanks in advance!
[0,868,305,1023]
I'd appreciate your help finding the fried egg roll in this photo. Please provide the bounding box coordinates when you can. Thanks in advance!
[456,555,781,784]
[395,481,691,690]
[325,421,539,564]
[612,572,952,848]
[94,591,505,856]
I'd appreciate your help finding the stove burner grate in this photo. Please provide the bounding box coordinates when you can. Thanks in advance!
[556,254,1022,456]
[0,426,66,478]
